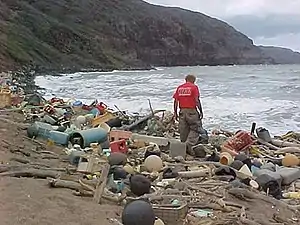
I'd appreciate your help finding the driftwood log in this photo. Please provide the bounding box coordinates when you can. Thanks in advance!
[188,202,232,212]
[257,138,280,150]
[178,169,211,178]
[228,188,297,212]
[9,157,30,164]
[49,179,85,190]
[185,182,223,198]
[275,147,300,154]
[93,164,110,204]
[122,109,165,131]
[271,139,300,148]
[0,169,60,179]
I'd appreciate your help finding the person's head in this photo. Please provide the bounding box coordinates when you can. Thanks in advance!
[185,74,196,83]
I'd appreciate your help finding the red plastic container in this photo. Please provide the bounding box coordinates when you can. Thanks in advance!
[44,105,55,114]
[110,139,128,154]
[222,131,255,156]
[50,97,64,104]
[96,102,108,114]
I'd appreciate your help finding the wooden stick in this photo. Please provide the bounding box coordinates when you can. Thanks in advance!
[148,99,154,116]
[93,164,110,204]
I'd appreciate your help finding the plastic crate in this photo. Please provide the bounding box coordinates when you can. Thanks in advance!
[110,139,128,154]
[109,130,132,142]
[153,203,188,225]
[222,131,255,156]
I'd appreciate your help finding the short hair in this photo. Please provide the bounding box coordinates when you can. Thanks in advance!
[185,74,196,83]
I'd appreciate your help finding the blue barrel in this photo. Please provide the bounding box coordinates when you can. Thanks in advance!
[49,131,70,146]
[70,127,108,148]
[27,122,54,139]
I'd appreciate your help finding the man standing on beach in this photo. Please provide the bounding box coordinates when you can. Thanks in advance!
[173,75,204,156]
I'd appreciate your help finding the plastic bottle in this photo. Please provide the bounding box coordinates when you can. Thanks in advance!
[283,192,300,199]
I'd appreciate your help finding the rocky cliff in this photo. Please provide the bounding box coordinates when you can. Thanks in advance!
[260,46,300,64]
[0,0,274,72]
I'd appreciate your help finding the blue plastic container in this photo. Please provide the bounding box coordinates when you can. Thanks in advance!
[49,131,70,146]
[89,108,100,117]
[70,127,108,148]
[72,100,83,107]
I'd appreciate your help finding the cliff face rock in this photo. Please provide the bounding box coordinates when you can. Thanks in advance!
[0,0,273,71]
[260,46,300,64]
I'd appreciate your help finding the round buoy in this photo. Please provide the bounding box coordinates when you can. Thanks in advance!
[122,200,155,225]
[113,167,128,180]
[282,154,300,167]
[76,115,86,125]
[144,155,163,172]
[129,174,151,196]
[108,152,127,166]
[154,217,165,225]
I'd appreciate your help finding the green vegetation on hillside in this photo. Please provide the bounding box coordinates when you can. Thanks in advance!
[0,0,275,72]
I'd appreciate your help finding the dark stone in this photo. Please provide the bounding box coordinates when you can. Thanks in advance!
[215,166,237,179]
[235,152,252,169]
[230,160,244,170]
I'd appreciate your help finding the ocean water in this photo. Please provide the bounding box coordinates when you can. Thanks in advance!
[35,65,300,135]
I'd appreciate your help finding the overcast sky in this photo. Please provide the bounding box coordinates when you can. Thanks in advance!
[146,0,300,51]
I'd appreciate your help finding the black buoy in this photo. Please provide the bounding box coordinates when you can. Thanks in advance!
[122,200,155,225]
[129,174,151,196]
[108,152,127,166]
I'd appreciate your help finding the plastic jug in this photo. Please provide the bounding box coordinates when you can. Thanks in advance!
[256,127,272,142]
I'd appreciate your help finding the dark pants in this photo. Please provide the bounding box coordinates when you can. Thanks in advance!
[178,108,203,155]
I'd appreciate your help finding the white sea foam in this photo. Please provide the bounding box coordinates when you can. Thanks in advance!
[35,65,300,135]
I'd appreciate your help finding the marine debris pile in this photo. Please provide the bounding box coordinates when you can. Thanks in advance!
[1,75,300,225]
